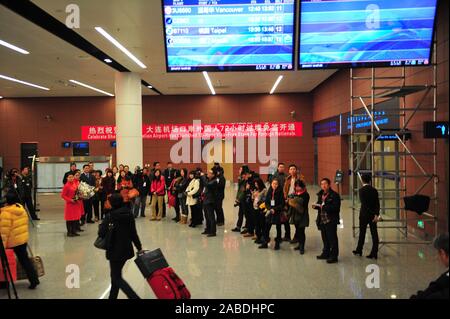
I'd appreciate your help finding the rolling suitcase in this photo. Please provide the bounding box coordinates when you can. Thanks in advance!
[135,249,191,299]
[147,267,191,299]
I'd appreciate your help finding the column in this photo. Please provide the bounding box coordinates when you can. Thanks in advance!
[115,72,143,169]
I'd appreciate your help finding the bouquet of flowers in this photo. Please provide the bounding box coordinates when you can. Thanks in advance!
[77,182,96,199]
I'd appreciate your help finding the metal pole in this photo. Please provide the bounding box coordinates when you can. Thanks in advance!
[433,36,438,238]
[350,68,356,238]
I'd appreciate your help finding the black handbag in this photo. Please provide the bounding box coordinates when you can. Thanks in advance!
[134,248,169,279]
[94,221,114,250]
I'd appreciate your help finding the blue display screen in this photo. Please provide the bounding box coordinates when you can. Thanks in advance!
[163,0,295,72]
[299,0,438,69]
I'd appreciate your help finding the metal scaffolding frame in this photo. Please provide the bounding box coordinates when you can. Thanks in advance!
[350,43,439,245]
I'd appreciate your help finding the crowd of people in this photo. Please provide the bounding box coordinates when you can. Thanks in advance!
[0,160,447,299]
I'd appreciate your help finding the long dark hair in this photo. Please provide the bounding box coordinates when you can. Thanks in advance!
[254,178,266,191]
[153,169,162,181]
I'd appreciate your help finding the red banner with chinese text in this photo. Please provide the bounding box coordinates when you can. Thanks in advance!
[81,122,303,140]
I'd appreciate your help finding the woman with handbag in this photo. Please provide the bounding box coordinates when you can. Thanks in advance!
[0,190,40,289]
[287,180,310,255]
[259,178,285,250]
[186,171,202,228]
[98,193,143,299]
[117,170,134,208]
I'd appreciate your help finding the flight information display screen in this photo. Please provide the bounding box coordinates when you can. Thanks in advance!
[163,0,295,72]
[299,0,438,69]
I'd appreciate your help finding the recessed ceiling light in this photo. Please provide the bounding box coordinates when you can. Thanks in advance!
[202,71,216,95]
[0,74,49,91]
[0,96,3,99]
[95,27,147,69]
[104,58,113,63]
[69,79,114,97]
[0,39,30,55]
[147,85,153,89]
[270,75,284,94]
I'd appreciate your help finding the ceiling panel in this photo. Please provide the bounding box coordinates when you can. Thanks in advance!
[0,0,336,97]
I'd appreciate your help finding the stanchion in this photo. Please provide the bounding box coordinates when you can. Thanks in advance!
[0,235,19,299]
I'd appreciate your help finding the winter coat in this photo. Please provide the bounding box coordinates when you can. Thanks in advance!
[0,203,29,248]
[186,178,200,206]
[61,180,83,221]
[151,176,166,196]
[99,206,142,261]
[314,188,341,226]
[287,191,310,228]
[264,187,285,225]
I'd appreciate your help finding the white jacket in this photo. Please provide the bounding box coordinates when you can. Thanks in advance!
[186,178,200,206]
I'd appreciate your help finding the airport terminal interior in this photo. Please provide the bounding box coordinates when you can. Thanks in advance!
[0,0,449,300]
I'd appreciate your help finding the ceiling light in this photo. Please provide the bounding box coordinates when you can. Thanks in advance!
[202,71,216,95]
[0,96,3,99]
[69,79,114,96]
[95,27,147,69]
[0,39,29,54]
[0,74,49,90]
[147,85,153,89]
[104,58,113,63]
[270,75,284,94]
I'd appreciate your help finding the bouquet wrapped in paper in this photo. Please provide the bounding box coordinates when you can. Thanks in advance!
[77,182,96,199]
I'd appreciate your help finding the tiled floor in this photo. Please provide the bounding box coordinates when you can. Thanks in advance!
[1,186,444,299]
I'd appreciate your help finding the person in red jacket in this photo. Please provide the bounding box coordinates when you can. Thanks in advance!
[150,169,165,221]
[61,172,83,237]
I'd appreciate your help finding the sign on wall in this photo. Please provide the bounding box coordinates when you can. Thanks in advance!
[81,122,303,140]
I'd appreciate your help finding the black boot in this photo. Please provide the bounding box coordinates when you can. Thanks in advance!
[71,221,80,236]
[299,244,305,255]
[66,221,71,236]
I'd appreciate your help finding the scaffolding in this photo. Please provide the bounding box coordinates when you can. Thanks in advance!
[350,44,439,245]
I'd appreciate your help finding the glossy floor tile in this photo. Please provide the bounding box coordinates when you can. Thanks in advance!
[1,186,444,299]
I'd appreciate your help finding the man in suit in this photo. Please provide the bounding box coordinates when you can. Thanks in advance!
[213,164,226,226]
[20,166,39,220]
[411,233,449,299]
[353,174,380,259]
[313,178,341,264]
[80,164,96,224]
[62,162,77,185]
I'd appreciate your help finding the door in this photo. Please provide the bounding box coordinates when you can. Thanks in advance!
[21,142,38,169]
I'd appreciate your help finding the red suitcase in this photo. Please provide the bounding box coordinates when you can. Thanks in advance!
[147,267,191,299]
[0,249,17,282]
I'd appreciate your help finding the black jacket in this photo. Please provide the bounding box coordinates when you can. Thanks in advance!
[174,177,189,197]
[287,191,310,228]
[80,172,96,187]
[314,188,341,225]
[216,175,226,201]
[359,185,380,220]
[202,177,218,205]
[20,174,33,198]
[134,173,151,197]
[99,206,142,261]
[411,271,449,299]
[265,187,285,225]
[3,177,25,201]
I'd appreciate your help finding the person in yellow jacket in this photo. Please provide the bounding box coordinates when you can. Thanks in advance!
[0,191,40,289]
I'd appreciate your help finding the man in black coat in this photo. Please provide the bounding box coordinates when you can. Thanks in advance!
[411,233,449,299]
[132,168,151,218]
[313,178,341,264]
[213,164,226,226]
[353,174,380,259]
[62,162,77,185]
[20,167,39,220]
[80,164,96,224]
[201,169,219,237]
